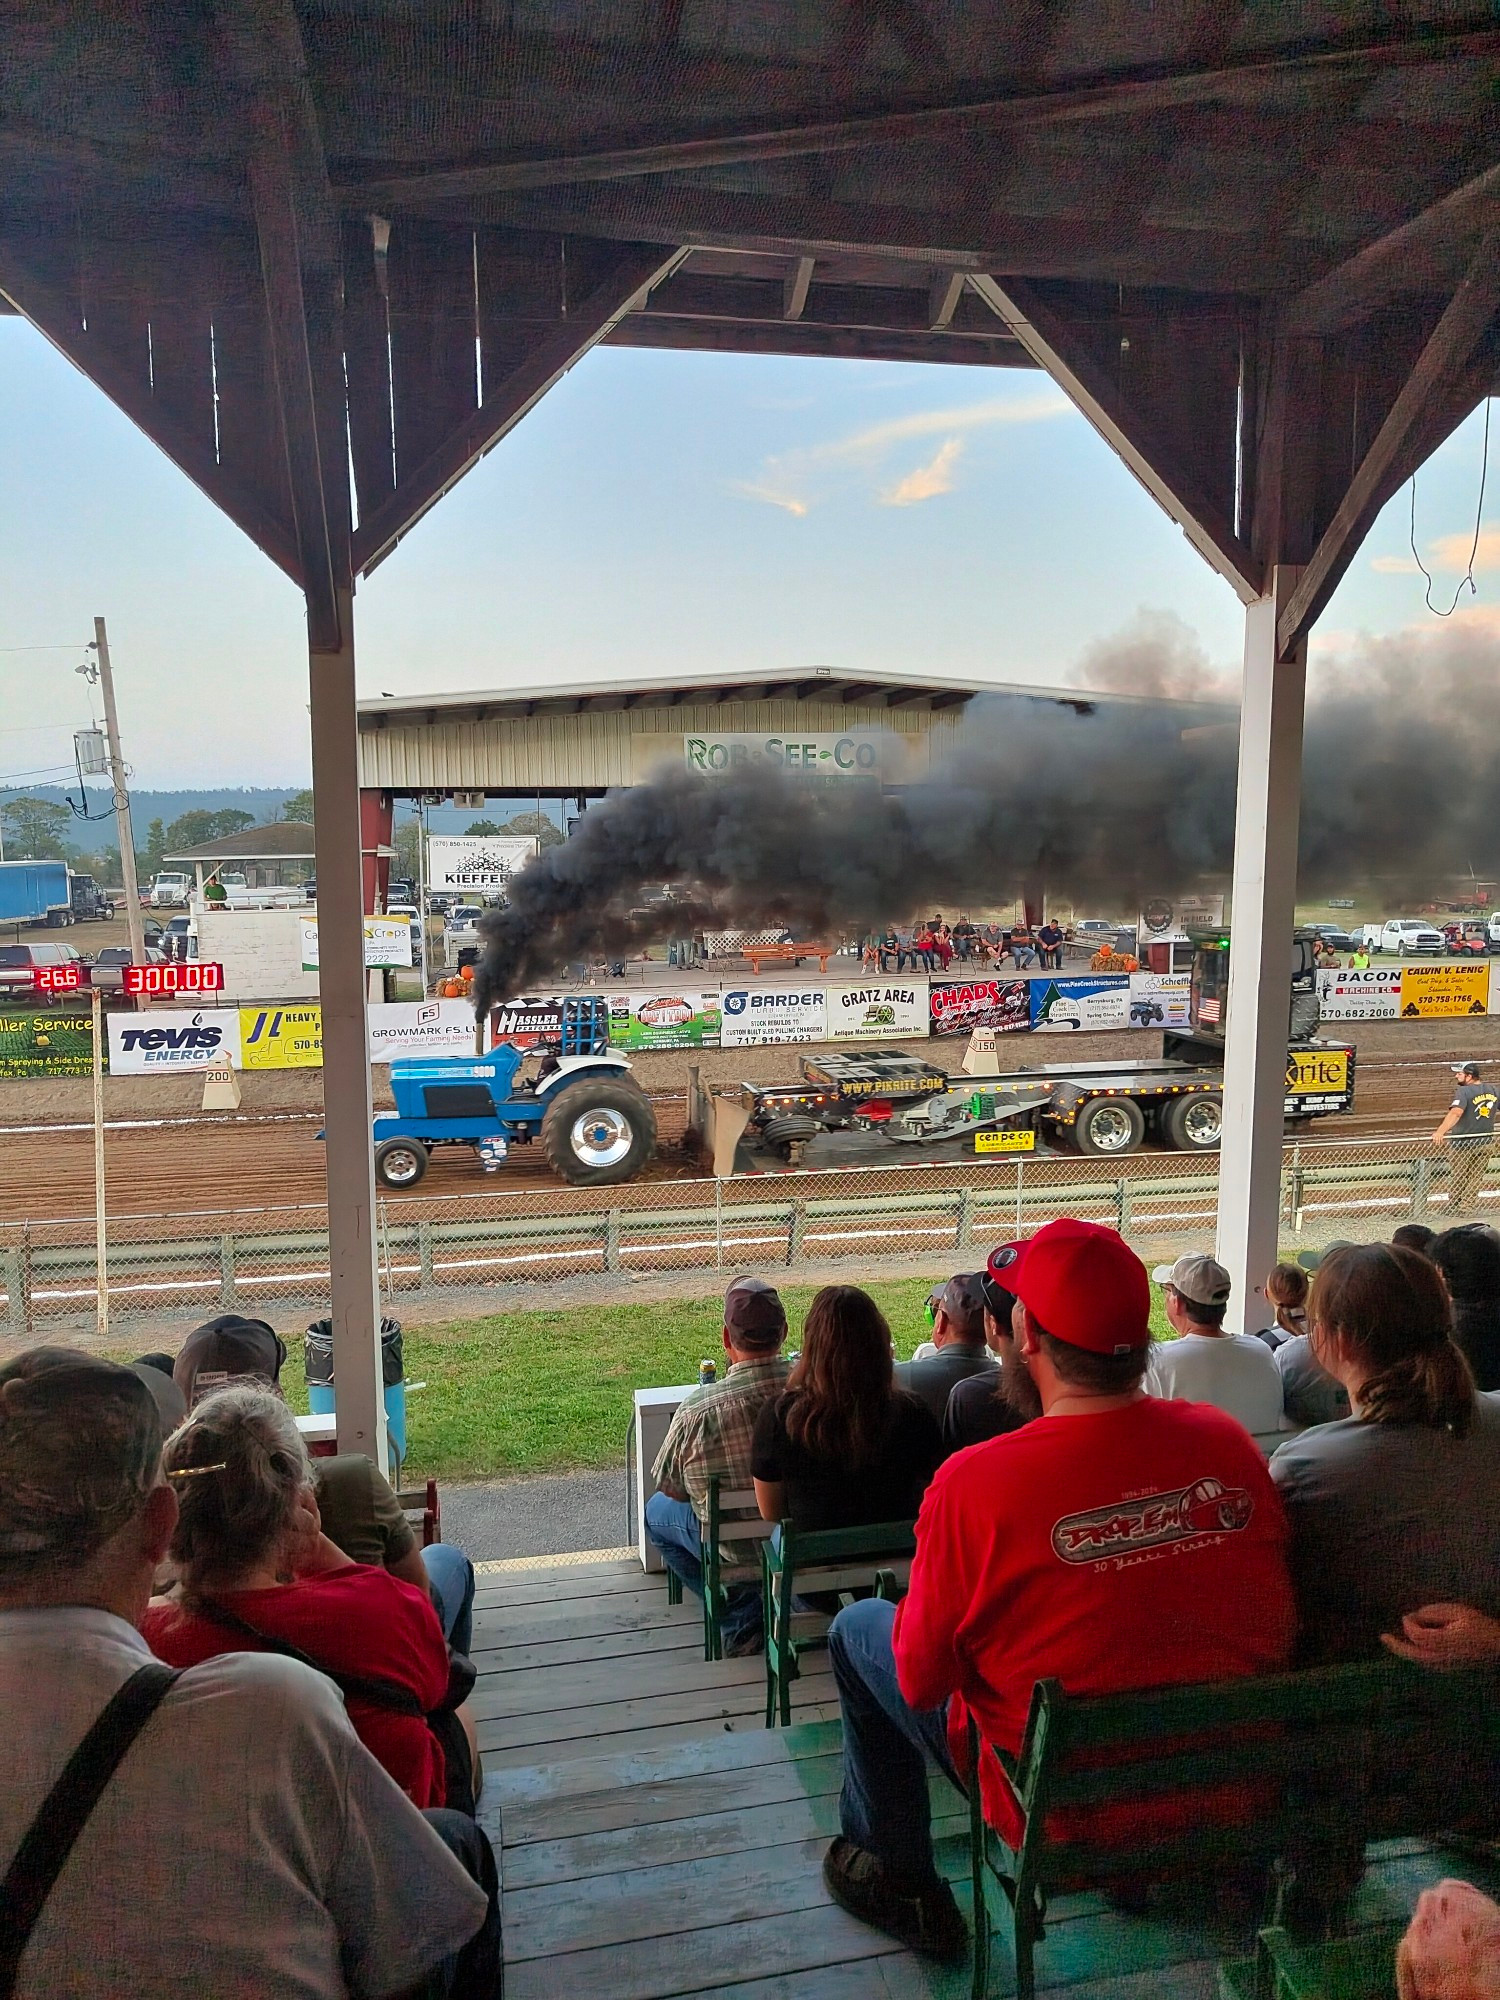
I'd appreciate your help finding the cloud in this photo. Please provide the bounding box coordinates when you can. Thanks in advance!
[1371,554,1421,574]
[1430,524,1500,572]
[733,385,1070,515]
[879,437,963,507]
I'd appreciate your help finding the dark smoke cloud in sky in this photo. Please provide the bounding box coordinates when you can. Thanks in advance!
[473,613,1500,1008]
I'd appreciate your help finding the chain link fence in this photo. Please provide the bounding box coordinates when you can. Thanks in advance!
[2,1134,1495,1339]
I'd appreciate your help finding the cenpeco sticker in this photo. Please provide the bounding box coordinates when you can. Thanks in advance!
[974,1128,1036,1153]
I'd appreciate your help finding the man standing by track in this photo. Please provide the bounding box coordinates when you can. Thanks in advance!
[1433,1061,1500,1216]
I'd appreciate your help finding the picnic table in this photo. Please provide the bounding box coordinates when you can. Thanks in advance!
[741,941,840,974]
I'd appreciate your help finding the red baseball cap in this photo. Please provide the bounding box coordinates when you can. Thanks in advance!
[986,1218,1151,1356]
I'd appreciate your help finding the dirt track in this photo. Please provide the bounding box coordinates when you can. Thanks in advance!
[1,1016,1491,1226]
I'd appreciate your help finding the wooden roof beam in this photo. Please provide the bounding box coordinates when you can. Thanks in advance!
[782,256,815,322]
[352,243,688,574]
[335,20,1500,208]
[1278,230,1500,659]
[1285,161,1500,337]
[970,274,1262,605]
[929,272,965,330]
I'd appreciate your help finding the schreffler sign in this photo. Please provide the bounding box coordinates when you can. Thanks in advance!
[929,979,1030,1037]
[826,982,927,1041]
[719,986,827,1046]
[1316,967,1400,1021]
[1127,972,1191,1029]
[426,835,536,893]
[107,1009,242,1074]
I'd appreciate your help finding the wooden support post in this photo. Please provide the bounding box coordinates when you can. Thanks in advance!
[311,586,386,1461]
[1217,568,1307,1336]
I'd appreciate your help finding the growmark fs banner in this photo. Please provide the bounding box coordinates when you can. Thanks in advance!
[929,979,1030,1037]
[607,993,722,1049]
[1,1008,104,1077]
[107,1010,241,1074]
[1031,976,1131,1032]
[826,982,928,1041]
[426,835,537,894]
[1399,963,1490,1018]
[1317,966,1400,1021]
[367,1000,477,1062]
[1127,972,1191,1029]
[720,986,826,1046]
[240,1005,323,1069]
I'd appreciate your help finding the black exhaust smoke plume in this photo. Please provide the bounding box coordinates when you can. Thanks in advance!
[473,615,1500,1010]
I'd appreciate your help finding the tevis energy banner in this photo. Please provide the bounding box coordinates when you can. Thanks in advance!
[607,993,722,1049]
[1030,976,1131,1032]
[826,981,928,1040]
[929,979,1030,1037]
[1316,967,1400,1021]
[107,1009,242,1074]
[426,835,536,894]
[719,985,827,1045]
[1127,972,1191,1029]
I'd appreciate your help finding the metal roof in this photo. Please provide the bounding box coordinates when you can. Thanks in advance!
[164,822,317,862]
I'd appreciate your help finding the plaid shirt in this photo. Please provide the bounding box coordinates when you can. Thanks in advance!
[651,1354,792,1543]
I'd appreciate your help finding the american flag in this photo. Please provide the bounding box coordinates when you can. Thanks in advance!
[1199,999,1221,1024]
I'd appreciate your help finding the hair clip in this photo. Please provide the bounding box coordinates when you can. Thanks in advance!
[166,1462,228,1479]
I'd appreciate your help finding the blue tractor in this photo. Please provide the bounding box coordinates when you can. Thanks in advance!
[372,997,657,1189]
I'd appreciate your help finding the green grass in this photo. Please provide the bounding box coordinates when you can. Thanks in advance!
[258,1275,1176,1483]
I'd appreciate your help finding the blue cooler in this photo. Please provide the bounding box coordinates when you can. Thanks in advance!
[304,1317,406,1478]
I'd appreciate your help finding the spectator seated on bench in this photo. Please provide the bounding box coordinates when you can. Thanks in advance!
[145,1385,477,1814]
[819,1219,1296,1965]
[0,1348,498,1999]
[941,1270,1042,1454]
[895,1274,997,1426]
[1146,1253,1287,1449]
[1271,1242,1500,1665]
[646,1275,792,1657]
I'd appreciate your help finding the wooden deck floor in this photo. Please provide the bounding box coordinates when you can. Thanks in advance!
[471,1554,1498,1999]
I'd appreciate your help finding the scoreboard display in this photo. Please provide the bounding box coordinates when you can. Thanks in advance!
[33,962,84,994]
[121,962,224,997]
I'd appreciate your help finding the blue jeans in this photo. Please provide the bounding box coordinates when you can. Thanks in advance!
[645,1489,762,1647]
[422,1542,476,1657]
[829,1597,956,1885]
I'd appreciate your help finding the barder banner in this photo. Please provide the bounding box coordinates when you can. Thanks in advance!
[1127,971,1191,1029]
[299,916,412,970]
[426,835,536,894]
[826,981,928,1041]
[1,1008,105,1078]
[240,1005,323,1069]
[367,1000,477,1063]
[720,985,826,1045]
[1031,976,1131,1032]
[607,993,722,1049]
[929,979,1030,1037]
[1316,966,1400,1021]
[1399,963,1490,1019]
[107,1009,241,1075]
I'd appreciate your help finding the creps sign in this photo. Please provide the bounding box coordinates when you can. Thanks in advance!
[106,1010,242,1073]
[684,733,884,776]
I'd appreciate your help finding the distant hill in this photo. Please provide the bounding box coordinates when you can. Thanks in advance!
[0,785,302,829]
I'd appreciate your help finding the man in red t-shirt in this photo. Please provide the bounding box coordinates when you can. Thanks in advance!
[822,1217,1297,1961]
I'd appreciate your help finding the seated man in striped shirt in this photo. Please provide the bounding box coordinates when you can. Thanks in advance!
[647,1277,791,1655]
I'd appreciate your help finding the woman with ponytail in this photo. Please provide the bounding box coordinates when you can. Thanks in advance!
[143,1384,470,1809]
[1270,1243,1500,1662]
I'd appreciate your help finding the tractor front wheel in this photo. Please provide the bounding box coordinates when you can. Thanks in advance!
[541,1078,658,1185]
[374,1137,429,1189]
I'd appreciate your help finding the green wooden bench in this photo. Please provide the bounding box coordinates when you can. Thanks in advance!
[964,1657,1500,2000]
[761,1518,915,1727]
[661,1474,776,1660]
[1219,1921,1406,2000]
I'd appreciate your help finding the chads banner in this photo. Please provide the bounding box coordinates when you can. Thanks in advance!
[929,979,1030,1037]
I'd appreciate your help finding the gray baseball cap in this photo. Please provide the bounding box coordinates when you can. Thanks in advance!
[1152,1253,1232,1306]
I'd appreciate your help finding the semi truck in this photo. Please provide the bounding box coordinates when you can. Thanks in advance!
[0,860,77,930]
[729,929,1355,1168]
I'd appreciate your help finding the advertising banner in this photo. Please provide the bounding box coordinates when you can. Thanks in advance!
[107,1010,241,1075]
[240,1005,323,1069]
[0,1008,103,1077]
[488,997,567,1048]
[826,981,928,1041]
[719,985,827,1046]
[1127,971,1192,1029]
[1030,976,1131,1032]
[929,978,1031,1037]
[299,916,413,970]
[1399,963,1490,1019]
[426,835,536,894]
[607,992,722,1049]
[680,732,915,780]
[367,1000,477,1063]
[1137,893,1226,945]
[1316,967,1401,1021]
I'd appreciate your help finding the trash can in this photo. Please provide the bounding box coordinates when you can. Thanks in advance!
[305,1317,406,1475]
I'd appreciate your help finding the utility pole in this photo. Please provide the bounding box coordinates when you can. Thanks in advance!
[91,617,147,966]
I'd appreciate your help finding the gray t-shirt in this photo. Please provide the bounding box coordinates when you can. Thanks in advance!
[895,1343,996,1425]
[1451,1080,1500,1139]
[1270,1392,1500,1661]
[1275,1334,1351,1429]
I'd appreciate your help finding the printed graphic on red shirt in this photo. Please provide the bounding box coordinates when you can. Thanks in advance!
[1051,1475,1254,1564]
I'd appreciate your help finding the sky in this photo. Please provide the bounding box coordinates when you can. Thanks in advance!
[1,315,1496,786]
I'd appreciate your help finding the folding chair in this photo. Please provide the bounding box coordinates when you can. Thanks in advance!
[761,1518,915,1726]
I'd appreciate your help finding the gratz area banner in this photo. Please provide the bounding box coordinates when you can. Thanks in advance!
[607,994,722,1049]
[929,979,1031,1037]
[720,986,827,1046]
[826,982,928,1040]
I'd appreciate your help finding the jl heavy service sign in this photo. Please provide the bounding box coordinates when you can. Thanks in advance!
[1399,963,1490,1018]
[240,1005,323,1068]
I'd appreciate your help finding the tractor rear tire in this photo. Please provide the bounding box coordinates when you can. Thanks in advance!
[375,1137,429,1189]
[541,1078,657,1185]
[1161,1091,1223,1152]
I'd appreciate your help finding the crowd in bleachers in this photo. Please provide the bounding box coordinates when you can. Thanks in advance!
[649,1221,1500,1967]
